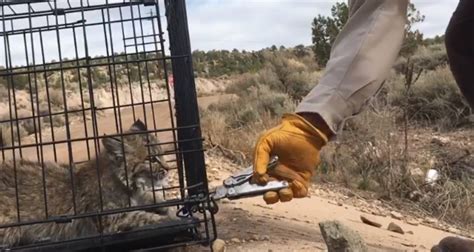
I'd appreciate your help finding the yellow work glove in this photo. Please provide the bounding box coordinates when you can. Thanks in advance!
[252,113,329,204]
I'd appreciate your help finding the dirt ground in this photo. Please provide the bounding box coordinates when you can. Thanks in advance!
[8,94,473,252]
[198,165,472,252]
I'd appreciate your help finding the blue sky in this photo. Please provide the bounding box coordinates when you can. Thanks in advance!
[186,0,458,51]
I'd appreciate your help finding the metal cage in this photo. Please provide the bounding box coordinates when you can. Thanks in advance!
[0,0,216,251]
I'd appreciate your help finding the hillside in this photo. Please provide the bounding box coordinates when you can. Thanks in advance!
[0,42,473,251]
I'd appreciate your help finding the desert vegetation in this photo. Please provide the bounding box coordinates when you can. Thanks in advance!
[0,1,472,231]
[199,3,473,230]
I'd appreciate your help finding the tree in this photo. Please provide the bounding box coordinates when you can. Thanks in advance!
[312,2,425,66]
[311,2,348,66]
[294,44,310,58]
[400,3,425,56]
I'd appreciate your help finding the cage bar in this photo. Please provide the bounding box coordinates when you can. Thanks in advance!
[0,0,216,251]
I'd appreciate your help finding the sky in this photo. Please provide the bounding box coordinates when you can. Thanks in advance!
[0,0,459,66]
[186,0,458,51]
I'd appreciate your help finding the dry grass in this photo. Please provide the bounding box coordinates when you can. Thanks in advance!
[0,123,28,147]
[48,89,65,108]
[201,50,473,227]
[201,86,295,164]
[319,108,410,195]
[225,54,320,102]
[388,65,471,130]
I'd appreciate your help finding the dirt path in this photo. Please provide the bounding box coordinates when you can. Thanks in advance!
[7,94,229,163]
[205,168,470,252]
[213,197,456,251]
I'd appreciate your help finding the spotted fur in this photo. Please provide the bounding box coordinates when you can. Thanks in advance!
[0,120,173,247]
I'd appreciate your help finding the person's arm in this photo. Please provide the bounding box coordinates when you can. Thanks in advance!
[252,0,409,204]
[445,0,474,109]
[296,0,409,136]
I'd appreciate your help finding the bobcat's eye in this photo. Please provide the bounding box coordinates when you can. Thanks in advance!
[157,169,167,178]
[147,156,160,163]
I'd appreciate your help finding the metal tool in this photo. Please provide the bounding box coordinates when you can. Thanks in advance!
[210,156,289,200]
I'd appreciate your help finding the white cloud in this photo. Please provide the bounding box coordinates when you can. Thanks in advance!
[187,0,459,51]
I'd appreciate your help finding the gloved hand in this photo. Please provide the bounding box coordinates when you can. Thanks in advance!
[251,113,329,204]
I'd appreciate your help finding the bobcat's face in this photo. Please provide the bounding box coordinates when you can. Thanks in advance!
[102,120,170,205]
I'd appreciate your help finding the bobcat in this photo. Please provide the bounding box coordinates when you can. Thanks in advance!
[0,120,174,247]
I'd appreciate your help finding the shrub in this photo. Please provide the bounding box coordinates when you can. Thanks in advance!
[0,85,8,97]
[319,109,409,194]
[21,118,39,135]
[224,73,258,96]
[225,57,319,102]
[394,44,448,73]
[48,89,64,108]
[0,123,28,147]
[52,115,66,128]
[203,87,295,163]
[388,65,471,130]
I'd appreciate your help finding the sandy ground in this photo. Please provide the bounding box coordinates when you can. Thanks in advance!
[4,94,472,252]
[202,168,472,252]
[4,94,228,163]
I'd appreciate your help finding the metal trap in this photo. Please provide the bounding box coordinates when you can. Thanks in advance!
[0,0,216,251]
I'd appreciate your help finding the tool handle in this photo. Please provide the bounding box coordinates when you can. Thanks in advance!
[223,156,279,186]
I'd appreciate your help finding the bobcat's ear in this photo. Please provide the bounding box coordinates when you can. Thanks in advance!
[130,119,147,132]
[102,135,125,158]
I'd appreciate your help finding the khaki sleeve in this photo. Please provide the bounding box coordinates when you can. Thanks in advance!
[296,0,409,136]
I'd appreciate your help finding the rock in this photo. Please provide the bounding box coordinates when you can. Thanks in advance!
[328,200,338,206]
[425,169,440,185]
[387,222,404,234]
[212,239,226,252]
[253,203,273,210]
[230,238,240,243]
[411,168,425,178]
[221,198,231,204]
[359,208,371,214]
[448,227,460,234]
[424,217,438,224]
[319,220,368,252]
[431,136,449,145]
[406,231,414,235]
[261,235,270,241]
[401,242,416,247]
[337,201,344,206]
[360,215,382,228]
[390,211,403,220]
[371,208,387,217]
[373,200,382,205]
[251,234,260,241]
[406,219,419,226]
[408,190,423,202]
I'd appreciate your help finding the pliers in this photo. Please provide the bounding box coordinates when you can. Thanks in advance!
[210,156,289,200]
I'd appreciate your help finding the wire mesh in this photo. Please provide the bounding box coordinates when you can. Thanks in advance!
[0,0,216,251]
